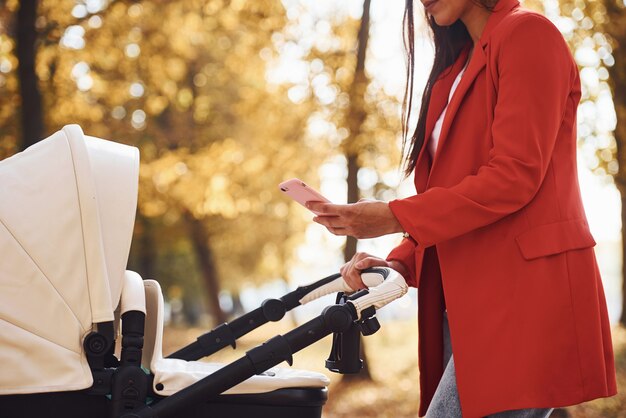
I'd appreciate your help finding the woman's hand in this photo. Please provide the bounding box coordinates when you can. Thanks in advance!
[340,252,410,291]
[307,199,404,239]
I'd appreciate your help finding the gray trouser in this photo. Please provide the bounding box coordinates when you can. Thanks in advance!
[425,311,554,418]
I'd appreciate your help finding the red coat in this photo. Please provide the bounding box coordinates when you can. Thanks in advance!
[386,0,617,416]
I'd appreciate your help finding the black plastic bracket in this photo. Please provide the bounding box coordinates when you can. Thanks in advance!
[358,306,380,336]
[197,322,237,352]
[110,311,148,418]
[321,304,355,333]
[110,365,149,418]
[261,298,286,321]
[347,288,370,301]
[245,335,294,375]
[86,368,114,396]
[84,321,115,370]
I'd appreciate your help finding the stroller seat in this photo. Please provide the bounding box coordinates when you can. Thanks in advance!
[142,279,330,397]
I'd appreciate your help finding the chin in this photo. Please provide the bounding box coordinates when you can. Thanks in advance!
[431,13,459,27]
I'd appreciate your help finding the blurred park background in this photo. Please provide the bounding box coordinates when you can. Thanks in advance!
[1,0,626,416]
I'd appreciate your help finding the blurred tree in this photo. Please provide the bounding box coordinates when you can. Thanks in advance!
[343,0,371,263]
[341,0,373,383]
[1,0,325,325]
[16,0,43,150]
[279,0,407,379]
[0,1,26,156]
[277,1,403,242]
[278,0,404,382]
[600,0,626,327]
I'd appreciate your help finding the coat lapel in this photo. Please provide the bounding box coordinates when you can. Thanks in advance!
[414,46,472,192]
[428,46,486,175]
[416,0,521,188]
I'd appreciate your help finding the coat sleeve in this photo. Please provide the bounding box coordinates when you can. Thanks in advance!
[388,16,577,248]
[386,237,418,287]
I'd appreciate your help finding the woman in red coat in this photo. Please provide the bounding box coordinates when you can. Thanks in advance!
[307,0,618,416]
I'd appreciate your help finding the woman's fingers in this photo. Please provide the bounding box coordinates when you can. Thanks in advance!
[342,252,385,291]
[341,254,397,291]
[349,256,391,290]
[311,201,403,239]
[352,257,390,288]
[343,255,362,291]
[312,216,351,236]
[306,202,347,215]
[339,263,347,277]
[355,257,390,270]
[312,215,343,228]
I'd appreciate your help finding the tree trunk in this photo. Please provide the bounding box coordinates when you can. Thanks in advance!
[341,0,373,383]
[184,212,228,325]
[344,153,360,260]
[603,1,626,327]
[16,0,44,150]
[342,0,371,262]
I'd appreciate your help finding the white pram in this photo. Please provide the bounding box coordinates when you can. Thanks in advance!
[0,125,408,418]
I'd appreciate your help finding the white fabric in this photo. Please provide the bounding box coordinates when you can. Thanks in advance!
[0,125,139,394]
[152,358,331,397]
[349,269,408,320]
[298,271,384,304]
[121,271,146,315]
[429,53,471,158]
[83,134,139,312]
[143,279,330,396]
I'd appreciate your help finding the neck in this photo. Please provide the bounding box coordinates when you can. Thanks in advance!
[460,5,492,44]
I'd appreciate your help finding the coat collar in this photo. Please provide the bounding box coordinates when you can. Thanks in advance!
[478,0,520,49]
[415,0,520,189]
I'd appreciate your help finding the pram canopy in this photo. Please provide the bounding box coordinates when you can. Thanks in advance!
[0,125,139,394]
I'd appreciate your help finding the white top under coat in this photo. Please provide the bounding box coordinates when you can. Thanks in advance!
[429,53,472,158]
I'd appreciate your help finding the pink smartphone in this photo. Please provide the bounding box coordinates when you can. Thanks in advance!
[279,178,331,215]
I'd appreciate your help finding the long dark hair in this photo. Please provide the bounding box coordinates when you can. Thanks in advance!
[401,0,496,176]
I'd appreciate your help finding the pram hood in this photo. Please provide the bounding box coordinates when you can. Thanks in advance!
[0,125,139,393]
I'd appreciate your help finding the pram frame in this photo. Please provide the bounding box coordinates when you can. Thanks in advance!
[168,271,349,361]
[126,301,359,418]
[25,267,394,418]
[105,268,388,418]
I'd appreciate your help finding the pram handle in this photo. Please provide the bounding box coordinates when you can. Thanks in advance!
[291,267,387,306]
[167,267,394,362]
[344,268,408,320]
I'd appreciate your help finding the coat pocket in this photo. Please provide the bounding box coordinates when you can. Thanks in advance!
[515,218,596,260]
